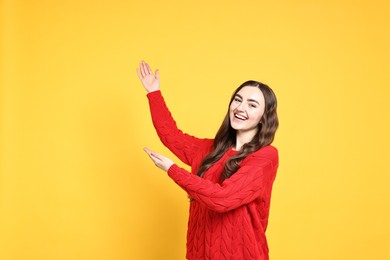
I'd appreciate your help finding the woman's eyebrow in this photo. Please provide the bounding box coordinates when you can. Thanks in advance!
[247,99,260,105]
[236,94,260,105]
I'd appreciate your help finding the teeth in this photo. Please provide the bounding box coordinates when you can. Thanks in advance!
[235,114,246,120]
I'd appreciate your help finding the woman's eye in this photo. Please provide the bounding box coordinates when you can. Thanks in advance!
[234,98,241,102]
[249,104,257,108]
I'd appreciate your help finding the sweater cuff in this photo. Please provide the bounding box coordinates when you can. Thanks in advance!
[146,90,162,99]
[167,164,182,179]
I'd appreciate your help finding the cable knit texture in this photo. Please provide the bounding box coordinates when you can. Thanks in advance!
[147,90,279,260]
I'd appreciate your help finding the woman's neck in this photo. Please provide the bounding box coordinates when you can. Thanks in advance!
[234,129,257,150]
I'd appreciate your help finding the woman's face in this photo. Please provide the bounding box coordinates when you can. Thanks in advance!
[229,86,265,135]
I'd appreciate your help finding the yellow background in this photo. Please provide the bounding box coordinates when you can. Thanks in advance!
[1,0,389,259]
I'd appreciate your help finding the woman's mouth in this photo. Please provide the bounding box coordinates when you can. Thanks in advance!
[234,113,247,121]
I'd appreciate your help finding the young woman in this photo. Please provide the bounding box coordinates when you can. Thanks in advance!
[137,60,279,260]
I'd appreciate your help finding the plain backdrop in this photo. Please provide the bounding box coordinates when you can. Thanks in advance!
[1,0,389,259]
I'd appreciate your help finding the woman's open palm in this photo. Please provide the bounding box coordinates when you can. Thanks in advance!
[136,60,160,93]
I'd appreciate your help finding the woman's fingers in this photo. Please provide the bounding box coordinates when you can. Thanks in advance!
[143,147,173,172]
[140,61,147,77]
[144,147,154,159]
[137,63,143,78]
[145,62,153,75]
[136,67,142,80]
[144,147,160,162]
[138,60,156,79]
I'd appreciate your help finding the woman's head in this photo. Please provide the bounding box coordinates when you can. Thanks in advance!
[227,80,278,147]
[229,84,265,140]
[197,80,279,180]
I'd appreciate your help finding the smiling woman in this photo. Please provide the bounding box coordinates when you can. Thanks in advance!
[198,80,279,181]
[230,86,266,148]
[137,61,279,260]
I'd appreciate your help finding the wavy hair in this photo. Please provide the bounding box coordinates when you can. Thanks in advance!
[197,80,279,181]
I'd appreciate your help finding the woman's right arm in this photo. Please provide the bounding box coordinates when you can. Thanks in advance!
[137,61,211,166]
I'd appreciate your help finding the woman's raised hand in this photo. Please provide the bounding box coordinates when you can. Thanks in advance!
[136,60,160,93]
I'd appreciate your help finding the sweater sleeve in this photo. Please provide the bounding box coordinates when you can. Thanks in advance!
[147,90,212,166]
[167,146,279,213]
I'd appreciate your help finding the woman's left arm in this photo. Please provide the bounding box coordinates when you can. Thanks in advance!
[145,146,279,213]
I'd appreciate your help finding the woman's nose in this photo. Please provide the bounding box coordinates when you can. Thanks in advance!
[236,102,245,111]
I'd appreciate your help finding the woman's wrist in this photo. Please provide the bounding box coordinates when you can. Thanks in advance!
[147,89,160,94]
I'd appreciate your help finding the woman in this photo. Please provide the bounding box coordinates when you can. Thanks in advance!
[137,60,279,260]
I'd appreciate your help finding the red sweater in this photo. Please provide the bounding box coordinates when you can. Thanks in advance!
[147,91,279,260]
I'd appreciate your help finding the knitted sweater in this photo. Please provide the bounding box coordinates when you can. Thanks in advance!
[147,90,279,260]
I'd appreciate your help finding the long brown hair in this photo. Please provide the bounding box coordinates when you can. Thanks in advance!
[197,80,279,180]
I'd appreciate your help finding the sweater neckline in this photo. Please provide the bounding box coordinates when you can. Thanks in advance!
[227,147,238,155]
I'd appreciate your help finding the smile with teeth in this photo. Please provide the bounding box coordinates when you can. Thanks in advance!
[234,113,247,120]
